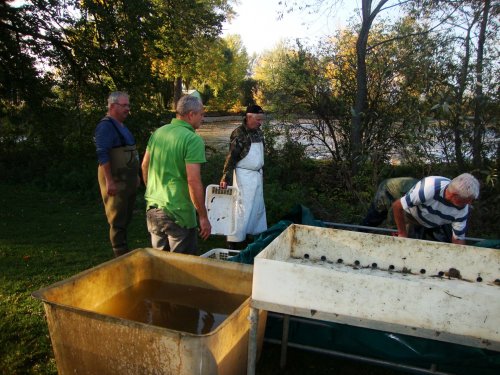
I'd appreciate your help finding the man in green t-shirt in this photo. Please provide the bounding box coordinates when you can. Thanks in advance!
[141,95,211,254]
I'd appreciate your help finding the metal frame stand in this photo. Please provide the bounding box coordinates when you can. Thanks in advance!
[279,314,290,369]
[247,307,259,375]
[322,221,483,243]
[260,312,454,375]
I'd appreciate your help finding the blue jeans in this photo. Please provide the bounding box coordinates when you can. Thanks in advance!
[146,208,198,254]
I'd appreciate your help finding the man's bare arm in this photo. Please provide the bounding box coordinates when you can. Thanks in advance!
[186,163,211,240]
[141,151,150,187]
[392,199,408,237]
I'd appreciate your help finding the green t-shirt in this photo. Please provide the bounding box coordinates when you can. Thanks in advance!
[144,119,206,228]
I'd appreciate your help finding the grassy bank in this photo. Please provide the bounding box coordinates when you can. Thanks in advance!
[0,184,133,373]
[0,183,226,374]
[1,171,498,374]
[0,183,407,374]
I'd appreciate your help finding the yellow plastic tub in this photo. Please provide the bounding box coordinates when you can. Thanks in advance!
[33,249,266,375]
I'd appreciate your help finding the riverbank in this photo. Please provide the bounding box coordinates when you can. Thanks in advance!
[204,115,243,123]
[0,182,401,375]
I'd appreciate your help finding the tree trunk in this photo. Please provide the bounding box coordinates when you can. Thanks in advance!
[173,76,183,110]
[350,0,388,176]
[473,0,490,169]
[351,24,369,175]
[453,24,474,170]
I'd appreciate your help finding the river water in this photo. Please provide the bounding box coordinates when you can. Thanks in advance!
[199,118,499,163]
[198,118,330,159]
[197,118,241,155]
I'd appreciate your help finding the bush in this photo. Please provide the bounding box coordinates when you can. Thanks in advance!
[3,122,498,238]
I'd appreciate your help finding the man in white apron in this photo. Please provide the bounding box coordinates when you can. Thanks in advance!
[220,105,267,249]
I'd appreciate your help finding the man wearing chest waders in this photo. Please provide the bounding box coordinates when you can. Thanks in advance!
[95,91,140,257]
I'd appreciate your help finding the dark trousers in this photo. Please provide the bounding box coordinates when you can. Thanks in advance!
[146,208,198,255]
[360,202,388,227]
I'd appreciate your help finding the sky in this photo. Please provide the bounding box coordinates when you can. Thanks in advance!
[222,0,357,55]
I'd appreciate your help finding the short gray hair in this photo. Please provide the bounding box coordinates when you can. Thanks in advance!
[107,91,129,107]
[449,173,480,199]
[176,95,203,116]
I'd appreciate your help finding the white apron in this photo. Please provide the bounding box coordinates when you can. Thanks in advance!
[228,142,267,242]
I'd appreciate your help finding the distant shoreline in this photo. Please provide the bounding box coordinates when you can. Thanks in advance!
[203,115,242,123]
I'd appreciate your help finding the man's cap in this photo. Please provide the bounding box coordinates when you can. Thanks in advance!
[245,104,264,114]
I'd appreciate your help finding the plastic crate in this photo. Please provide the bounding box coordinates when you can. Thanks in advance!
[205,184,239,235]
[201,248,240,261]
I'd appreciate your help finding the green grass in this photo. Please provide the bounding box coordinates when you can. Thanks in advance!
[0,184,116,374]
[0,183,228,374]
[2,182,497,375]
[0,183,402,375]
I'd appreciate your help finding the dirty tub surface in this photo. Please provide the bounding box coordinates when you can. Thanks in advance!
[33,249,266,375]
[252,224,500,351]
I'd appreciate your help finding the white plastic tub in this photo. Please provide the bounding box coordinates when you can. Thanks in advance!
[252,224,500,351]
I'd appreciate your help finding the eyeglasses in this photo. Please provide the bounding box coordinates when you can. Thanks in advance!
[114,103,130,108]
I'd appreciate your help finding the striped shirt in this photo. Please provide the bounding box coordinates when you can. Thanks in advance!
[400,176,470,240]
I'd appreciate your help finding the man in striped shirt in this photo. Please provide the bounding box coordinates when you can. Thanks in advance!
[392,173,480,245]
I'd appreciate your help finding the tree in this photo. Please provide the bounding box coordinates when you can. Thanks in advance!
[277,0,499,175]
[472,0,495,169]
[188,34,251,111]
[253,41,294,111]
[0,0,235,180]
[0,1,77,162]
[280,0,409,174]
[409,0,499,170]
[451,5,480,169]
[350,0,392,174]
[149,0,232,108]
